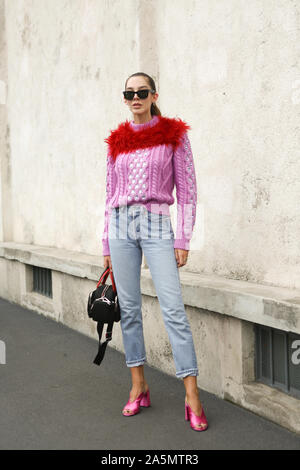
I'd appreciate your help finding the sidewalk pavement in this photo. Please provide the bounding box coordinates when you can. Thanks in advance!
[0,296,300,450]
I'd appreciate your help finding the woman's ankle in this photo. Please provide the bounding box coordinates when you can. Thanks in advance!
[131,381,148,392]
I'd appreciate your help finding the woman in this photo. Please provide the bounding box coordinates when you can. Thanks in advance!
[102,72,208,432]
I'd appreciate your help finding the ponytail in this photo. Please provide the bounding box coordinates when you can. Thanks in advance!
[151,101,161,116]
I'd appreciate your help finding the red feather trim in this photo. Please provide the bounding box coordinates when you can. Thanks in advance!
[104,115,191,161]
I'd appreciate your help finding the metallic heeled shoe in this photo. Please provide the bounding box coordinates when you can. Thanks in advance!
[122,388,151,416]
[185,397,208,432]
[140,389,151,407]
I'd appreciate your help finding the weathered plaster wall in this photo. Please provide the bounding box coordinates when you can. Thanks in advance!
[2,0,139,253]
[0,0,9,242]
[1,0,300,289]
[154,0,300,287]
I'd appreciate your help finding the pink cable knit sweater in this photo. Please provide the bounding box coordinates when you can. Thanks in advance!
[102,114,197,256]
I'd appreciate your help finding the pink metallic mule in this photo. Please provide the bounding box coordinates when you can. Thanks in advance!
[185,397,208,431]
[122,388,151,416]
[140,389,151,407]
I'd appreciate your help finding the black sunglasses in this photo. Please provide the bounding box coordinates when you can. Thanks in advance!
[123,89,155,100]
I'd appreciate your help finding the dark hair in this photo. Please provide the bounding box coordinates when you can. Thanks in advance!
[125,72,161,116]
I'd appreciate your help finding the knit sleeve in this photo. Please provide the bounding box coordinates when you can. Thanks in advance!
[102,152,117,256]
[172,131,197,251]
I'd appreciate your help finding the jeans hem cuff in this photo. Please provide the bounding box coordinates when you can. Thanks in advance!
[126,358,146,367]
[176,369,199,379]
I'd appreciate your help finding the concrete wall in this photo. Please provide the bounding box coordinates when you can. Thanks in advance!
[0,0,8,242]
[1,1,300,285]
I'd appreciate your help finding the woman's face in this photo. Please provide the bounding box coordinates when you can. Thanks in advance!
[124,76,158,116]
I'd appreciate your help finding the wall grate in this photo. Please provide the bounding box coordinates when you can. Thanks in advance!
[254,324,300,400]
[32,266,52,298]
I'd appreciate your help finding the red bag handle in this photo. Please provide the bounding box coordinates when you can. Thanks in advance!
[96,267,117,293]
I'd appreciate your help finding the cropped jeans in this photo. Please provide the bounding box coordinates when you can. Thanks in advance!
[108,204,199,379]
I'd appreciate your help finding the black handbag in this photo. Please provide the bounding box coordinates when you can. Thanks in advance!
[87,267,121,366]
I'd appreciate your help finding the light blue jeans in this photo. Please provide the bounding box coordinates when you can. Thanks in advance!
[108,204,199,379]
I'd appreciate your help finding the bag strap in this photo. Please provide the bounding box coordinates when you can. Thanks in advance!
[96,267,117,293]
[93,319,114,366]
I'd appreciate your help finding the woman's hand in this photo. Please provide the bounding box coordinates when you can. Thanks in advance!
[103,255,113,271]
[175,248,189,267]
